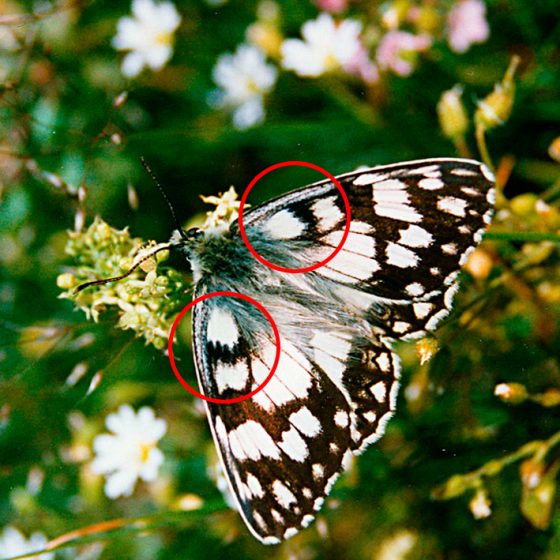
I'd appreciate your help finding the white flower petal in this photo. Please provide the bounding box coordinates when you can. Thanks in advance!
[106,404,135,433]
[145,45,172,70]
[232,97,265,129]
[91,405,166,498]
[211,43,277,126]
[281,39,325,77]
[0,526,53,559]
[132,0,156,21]
[139,447,165,480]
[157,3,181,31]
[104,467,139,498]
[281,13,364,78]
[113,0,180,77]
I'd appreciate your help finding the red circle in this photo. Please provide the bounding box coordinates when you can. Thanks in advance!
[167,291,281,405]
[238,161,351,274]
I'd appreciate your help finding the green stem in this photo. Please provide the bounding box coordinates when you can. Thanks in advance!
[433,429,560,500]
[475,124,494,173]
[3,503,228,560]
[484,231,560,243]
[320,77,381,127]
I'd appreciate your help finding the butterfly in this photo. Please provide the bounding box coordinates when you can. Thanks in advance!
[78,157,495,544]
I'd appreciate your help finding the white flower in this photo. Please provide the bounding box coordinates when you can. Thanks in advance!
[0,526,53,560]
[376,31,431,76]
[112,0,181,78]
[447,0,490,54]
[281,13,363,78]
[91,404,167,498]
[211,44,277,130]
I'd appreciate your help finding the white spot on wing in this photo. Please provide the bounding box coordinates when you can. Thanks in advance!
[426,309,450,330]
[370,382,387,402]
[302,514,314,527]
[323,231,376,257]
[253,511,268,532]
[386,242,419,268]
[278,427,309,462]
[246,474,264,498]
[290,407,321,437]
[392,321,410,334]
[353,173,377,185]
[311,196,344,232]
[284,527,298,539]
[444,283,459,308]
[405,282,425,297]
[318,266,360,284]
[334,410,349,427]
[311,332,353,403]
[373,180,423,223]
[412,164,441,176]
[441,243,458,255]
[413,302,433,319]
[461,186,480,197]
[350,221,373,234]
[229,420,280,462]
[253,341,313,407]
[480,164,495,183]
[438,196,468,217]
[398,224,433,248]
[311,331,351,362]
[207,308,238,347]
[418,177,444,190]
[377,353,391,373]
[317,246,380,278]
[215,362,249,392]
[312,464,324,480]
[263,209,305,239]
[272,480,297,509]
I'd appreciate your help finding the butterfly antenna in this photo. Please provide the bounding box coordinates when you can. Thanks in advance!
[140,156,187,239]
[74,243,174,293]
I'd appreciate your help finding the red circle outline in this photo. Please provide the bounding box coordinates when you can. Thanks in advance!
[167,291,281,405]
[238,161,351,274]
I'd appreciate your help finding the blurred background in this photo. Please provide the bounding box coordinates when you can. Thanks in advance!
[1,0,560,558]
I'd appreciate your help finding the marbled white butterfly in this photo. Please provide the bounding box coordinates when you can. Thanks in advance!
[81,157,496,544]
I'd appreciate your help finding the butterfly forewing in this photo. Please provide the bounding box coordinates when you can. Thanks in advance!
[242,158,495,337]
[190,158,495,543]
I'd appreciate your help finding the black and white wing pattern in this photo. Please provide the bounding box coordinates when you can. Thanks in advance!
[189,158,495,544]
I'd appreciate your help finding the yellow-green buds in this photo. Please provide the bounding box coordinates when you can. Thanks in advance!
[437,85,469,140]
[475,55,520,131]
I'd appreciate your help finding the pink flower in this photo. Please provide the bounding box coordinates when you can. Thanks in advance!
[376,31,431,76]
[447,0,490,54]
[345,45,379,84]
[314,0,348,13]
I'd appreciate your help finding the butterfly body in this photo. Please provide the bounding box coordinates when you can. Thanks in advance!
[173,158,495,544]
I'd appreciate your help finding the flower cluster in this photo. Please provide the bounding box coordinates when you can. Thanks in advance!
[57,216,187,349]
[110,0,491,128]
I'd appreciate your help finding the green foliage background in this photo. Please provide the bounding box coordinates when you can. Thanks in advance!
[1,0,559,559]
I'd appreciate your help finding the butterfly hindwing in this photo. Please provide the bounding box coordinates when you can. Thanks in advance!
[192,295,358,543]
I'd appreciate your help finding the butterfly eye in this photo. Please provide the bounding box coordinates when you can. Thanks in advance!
[186,227,204,240]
